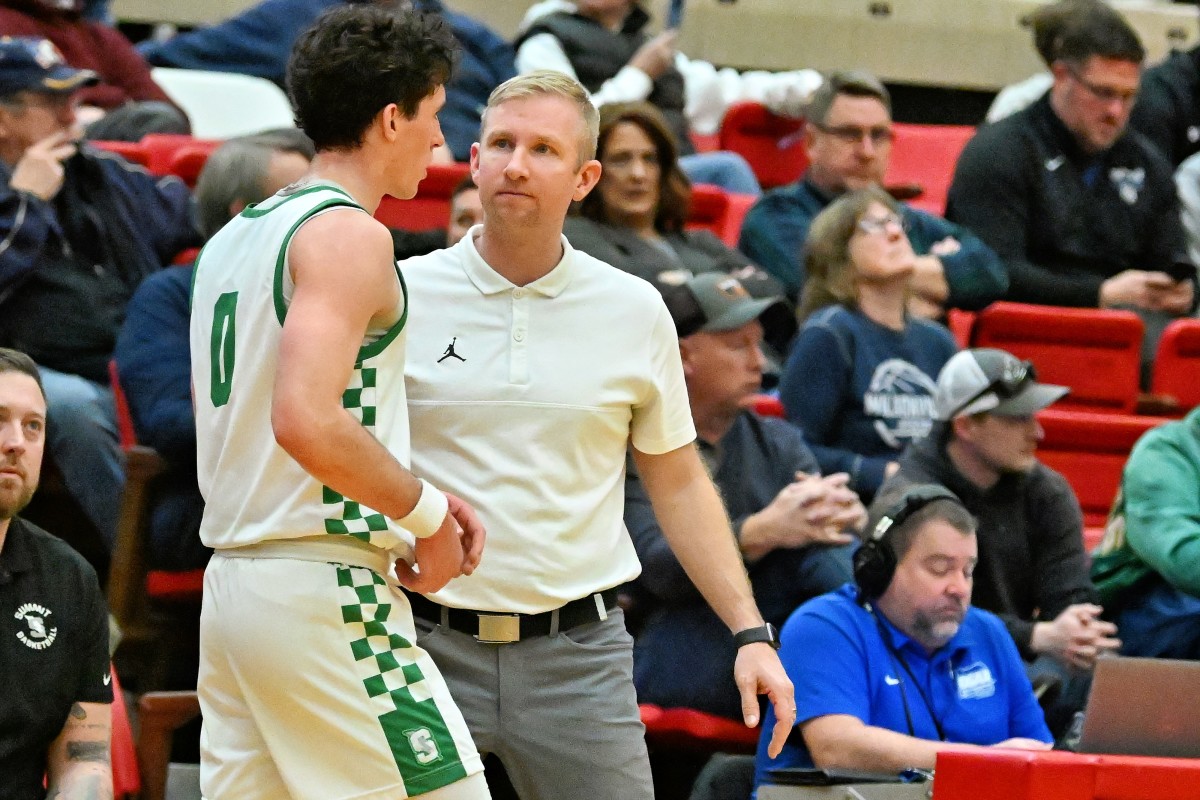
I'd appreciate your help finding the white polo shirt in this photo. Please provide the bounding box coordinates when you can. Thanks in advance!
[402,227,696,613]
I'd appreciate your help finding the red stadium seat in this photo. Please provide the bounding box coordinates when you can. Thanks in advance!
[107,361,204,682]
[139,133,220,175]
[971,302,1144,414]
[686,185,756,248]
[111,667,141,799]
[883,123,975,216]
[90,139,149,168]
[639,704,759,754]
[1150,318,1200,413]
[747,394,785,418]
[717,102,807,190]
[166,140,223,187]
[374,162,471,231]
[1036,408,1166,531]
[946,309,976,349]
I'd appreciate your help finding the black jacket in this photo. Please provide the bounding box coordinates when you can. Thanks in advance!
[877,430,1099,660]
[1129,44,1200,167]
[947,94,1187,307]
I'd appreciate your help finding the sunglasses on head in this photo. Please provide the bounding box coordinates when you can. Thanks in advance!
[950,360,1036,419]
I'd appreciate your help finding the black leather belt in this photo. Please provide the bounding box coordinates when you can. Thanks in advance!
[407,588,619,644]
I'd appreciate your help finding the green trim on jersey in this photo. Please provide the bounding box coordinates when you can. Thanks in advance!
[357,265,409,365]
[335,566,469,794]
[270,198,363,325]
[240,183,357,219]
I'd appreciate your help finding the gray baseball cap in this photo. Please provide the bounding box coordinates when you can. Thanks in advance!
[661,272,793,343]
[934,348,1069,421]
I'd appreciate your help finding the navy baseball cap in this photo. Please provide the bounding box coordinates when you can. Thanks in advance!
[0,37,98,99]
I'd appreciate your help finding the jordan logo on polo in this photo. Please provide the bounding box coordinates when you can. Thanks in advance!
[438,337,466,363]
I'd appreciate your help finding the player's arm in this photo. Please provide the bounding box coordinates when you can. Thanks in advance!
[632,443,795,756]
[272,211,473,586]
[45,701,112,800]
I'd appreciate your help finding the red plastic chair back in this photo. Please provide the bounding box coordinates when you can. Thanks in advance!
[108,360,138,451]
[972,302,1144,413]
[685,185,755,248]
[883,123,975,216]
[717,102,807,189]
[747,394,785,418]
[1151,318,1200,412]
[375,162,471,231]
[1036,408,1165,529]
[110,667,141,798]
[639,704,759,754]
[90,140,149,168]
[139,133,220,175]
[946,309,976,349]
[167,141,223,187]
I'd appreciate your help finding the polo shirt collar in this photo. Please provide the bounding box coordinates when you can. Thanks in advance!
[460,226,575,298]
[0,517,33,576]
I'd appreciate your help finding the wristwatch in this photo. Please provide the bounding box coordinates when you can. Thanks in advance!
[733,623,781,650]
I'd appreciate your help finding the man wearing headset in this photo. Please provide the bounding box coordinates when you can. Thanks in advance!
[752,485,1052,793]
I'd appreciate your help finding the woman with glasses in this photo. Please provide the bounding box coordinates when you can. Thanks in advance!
[778,186,957,502]
[564,102,792,350]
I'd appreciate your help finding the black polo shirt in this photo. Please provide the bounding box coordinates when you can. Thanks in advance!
[0,517,111,800]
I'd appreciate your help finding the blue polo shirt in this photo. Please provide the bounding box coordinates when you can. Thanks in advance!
[753,584,1050,793]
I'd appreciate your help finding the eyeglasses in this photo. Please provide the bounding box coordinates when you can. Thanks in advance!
[814,122,894,146]
[1066,66,1139,106]
[855,212,906,235]
[949,360,1037,419]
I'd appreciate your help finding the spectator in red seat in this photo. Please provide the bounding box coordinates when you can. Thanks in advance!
[947,5,1193,376]
[738,70,1007,312]
[113,130,313,571]
[0,1,188,140]
[877,347,1120,735]
[1092,407,1200,660]
[627,272,862,721]
[777,187,958,502]
[0,36,200,552]
[562,102,788,350]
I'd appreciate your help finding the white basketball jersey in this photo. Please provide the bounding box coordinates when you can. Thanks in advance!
[190,184,416,554]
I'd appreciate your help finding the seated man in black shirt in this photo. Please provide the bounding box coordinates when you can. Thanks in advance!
[0,347,113,799]
[947,4,1193,372]
[626,273,865,719]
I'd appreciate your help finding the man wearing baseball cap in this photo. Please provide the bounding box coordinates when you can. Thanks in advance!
[627,273,866,720]
[0,36,200,555]
[875,347,1119,735]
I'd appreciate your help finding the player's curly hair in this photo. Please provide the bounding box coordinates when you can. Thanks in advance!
[287,4,457,151]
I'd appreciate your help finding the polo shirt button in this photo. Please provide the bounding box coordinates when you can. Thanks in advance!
[513,288,526,298]
[514,330,525,342]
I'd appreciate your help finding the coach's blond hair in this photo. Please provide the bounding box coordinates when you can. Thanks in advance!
[481,71,599,165]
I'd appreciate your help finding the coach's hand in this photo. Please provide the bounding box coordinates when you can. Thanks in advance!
[396,512,466,594]
[734,643,796,758]
[445,491,486,575]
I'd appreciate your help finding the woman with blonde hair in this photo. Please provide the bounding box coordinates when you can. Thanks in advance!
[779,186,957,501]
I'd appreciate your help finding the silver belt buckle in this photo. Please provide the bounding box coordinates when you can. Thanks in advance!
[475,613,521,644]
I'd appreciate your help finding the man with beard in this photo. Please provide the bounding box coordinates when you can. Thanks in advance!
[753,485,1051,791]
[0,348,113,800]
[877,348,1119,735]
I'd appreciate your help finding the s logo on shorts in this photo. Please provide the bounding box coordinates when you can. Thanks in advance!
[406,727,442,765]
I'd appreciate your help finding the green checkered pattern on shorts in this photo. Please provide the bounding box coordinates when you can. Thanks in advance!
[323,366,387,541]
[337,565,468,795]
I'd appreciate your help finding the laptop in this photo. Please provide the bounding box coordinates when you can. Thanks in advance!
[1077,656,1200,758]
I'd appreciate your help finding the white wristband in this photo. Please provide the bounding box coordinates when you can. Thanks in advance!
[398,479,449,539]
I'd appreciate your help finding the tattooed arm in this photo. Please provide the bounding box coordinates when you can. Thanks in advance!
[45,701,113,800]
